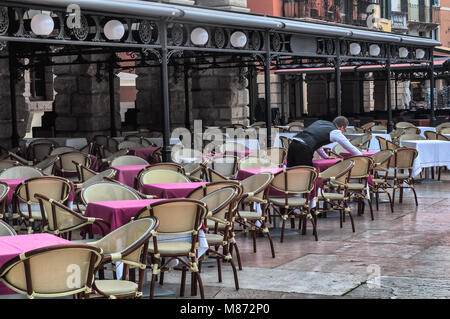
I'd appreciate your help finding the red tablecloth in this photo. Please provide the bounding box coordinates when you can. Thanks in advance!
[84,199,164,234]
[129,147,160,162]
[0,234,72,295]
[140,182,208,199]
[111,165,148,188]
[0,179,75,206]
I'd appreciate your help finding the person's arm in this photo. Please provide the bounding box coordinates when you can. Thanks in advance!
[316,147,329,159]
[330,130,362,156]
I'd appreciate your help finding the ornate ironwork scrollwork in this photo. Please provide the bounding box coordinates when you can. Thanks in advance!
[141,48,162,64]
[0,41,7,51]
[0,7,9,36]
[271,33,281,52]
[139,20,158,44]
[325,39,335,55]
[167,49,183,63]
[340,41,348,56]
[69,14,89,41]
[213,28,226,49]
[170,24,184,46]
[250,31,262,51]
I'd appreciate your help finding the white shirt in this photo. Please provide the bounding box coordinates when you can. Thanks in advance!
[316,129,362,159]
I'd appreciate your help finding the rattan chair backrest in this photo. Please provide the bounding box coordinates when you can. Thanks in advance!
[350,133,371,148]
[332,143,347,155]
[80,168,117,189]
[0,244,102,298]
[361,122,375,130]
[424,131,437,140]
[186,181,240,200]
[389,128,405,139]
[371,150,394,171]
[394,148,418,170]
[436,122,450,132]
[81,182,141,205]
[34,155,59,175]
[403,127,421,135]
[399,134,425,141]
[437,133,450,141]
[140,169,191,185]
[271,166,318,194]
[396,122,416,129]
[440,127,450,135]
[104,149,129,163]
[371,125,387,131]
[345,155,373,179]
[0,166,43,179]
[15,176,72,205]
[118,141,144,150]
[136,199,207,235]
[207,155,238,178]
[110,155,149,166]
[0,160,21,171]
[88,217,157,266]
[319,159,353,181]
[50,146,77,156]
[278,136,292,150]
[183,162,204,180]
[240,172,274,201]
[55,152,90,174]
[375,136,389,150]
[28,142,55,162]
[73,162,97,183]
[199,187,239,221]
[0,220,16,236]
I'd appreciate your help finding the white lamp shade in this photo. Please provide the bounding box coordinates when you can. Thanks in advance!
[399,47,409,58]
[369,44,380,57]
[104,20,125,40]
[30,13,54,36]
[416,48,425,59]
[230,31,247,48]
[349,43,361,56]
[191,27,209,46]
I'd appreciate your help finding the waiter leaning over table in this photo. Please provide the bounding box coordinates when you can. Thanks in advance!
[287,116,362,167]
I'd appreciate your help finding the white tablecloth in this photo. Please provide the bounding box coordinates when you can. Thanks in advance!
[400,140,450,177]
[273,133,296,147]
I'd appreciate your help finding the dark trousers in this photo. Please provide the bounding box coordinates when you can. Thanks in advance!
[286,140,313,167]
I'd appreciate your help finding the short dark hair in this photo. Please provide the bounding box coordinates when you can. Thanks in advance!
[333,116,349,128]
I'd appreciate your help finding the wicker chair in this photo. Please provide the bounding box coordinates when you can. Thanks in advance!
[13,176,72,234]
[436,122,450,133]
[0,220,16,236]
[118,141,144,150]
[34,193,109,240]
[278,136,292,150]
[183,162,206,182]
[399,134,425,141]
[371,125,387,133]
[385,148,419,207]
[198,187,241,290]
[135,199,208,299]
[350,133,372,151]
[424,131,437,140]
[51,146,78,156]
[0,166,43,179]
[80,182,142,209]
[345,155,375,220]
[389,128,405,144]
[375,136,389,150]
[135,164,185,188]
[234,172,276,258]
[0,182,10,223]
[238,156,277,170]
[34,155,59,176]
[100,149,130,169]
[402,127,421,135]
[27,140,57,163]
[94,136,119,159]
[268,166,318,242]
[205,155,238,180]
[171,147,203,164]
[360,122,376,132]
[0,244,102,299]
[370,150,394,213]
[137,169,191,190]
[72,161,97,183]
[110,155,149,166]
[0,160,22,171]
[54,152,91,182]
[395,122,416,129]
[88,217,158,299]
[316,159,356,232]
[440,127,450,135]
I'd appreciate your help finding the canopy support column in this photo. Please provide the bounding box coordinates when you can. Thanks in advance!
[359,72,365,115]
[394,72,398,111]
[8,43,19,148]
[247,65,256,125]
[184,66,191,131]
[430,59,436,127]
[264,31,272,148]
[386,57,394,133]
[108,58,117,137]
[160,21,171,162]
[334,51,342,117]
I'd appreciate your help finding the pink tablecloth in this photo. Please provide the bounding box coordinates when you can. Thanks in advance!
[140,182,208,199]
[312,158,342,173]
[111,165,148,188]
[129,147,160,162]
[0,179,75,206]
[0,234,72,295]
[84,199,164,234]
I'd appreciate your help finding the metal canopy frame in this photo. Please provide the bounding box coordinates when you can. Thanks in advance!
[0,0,441,157]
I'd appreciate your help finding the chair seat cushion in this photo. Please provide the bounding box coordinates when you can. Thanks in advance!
[94,280,138,296]
[347,183,366,190]
[205,233,224,245]
[206,219,225,231]
[317,193,345,200]
[237,211,262,220]
[148,242,192,255]
[372,178,387,184]
[269,196,306,207]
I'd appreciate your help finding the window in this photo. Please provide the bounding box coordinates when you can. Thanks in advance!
[30,64,46,101]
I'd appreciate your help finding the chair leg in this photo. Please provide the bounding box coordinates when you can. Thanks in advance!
[266,229,276,258]
[180,268,186,297]
[195,272,205,299]
[438,167,442,181]
[367,197,374,221]
[310,217,318,241]
[301,215,307,235]
[280,218,286,243]
[252,230,257,253]
[229,258,240,290]
[159,258,165,285]
[149,274,157,299]
[411,186,419,206]
[375,190,379,211]
[339,209,343,228]
[232,242,243,270]
[191,272,197,296]
[399,185,403,204]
